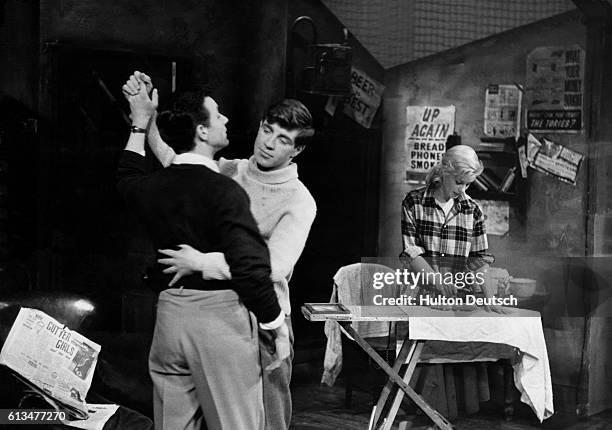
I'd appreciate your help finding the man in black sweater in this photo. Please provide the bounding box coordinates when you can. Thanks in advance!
[117,79,288,430]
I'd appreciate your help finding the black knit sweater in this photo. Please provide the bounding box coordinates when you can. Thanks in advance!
[116,150,280,324]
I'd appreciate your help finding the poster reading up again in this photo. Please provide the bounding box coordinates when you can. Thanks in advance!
[405,106,455,180]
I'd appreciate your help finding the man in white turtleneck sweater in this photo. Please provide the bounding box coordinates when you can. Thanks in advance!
[123,73,316,430]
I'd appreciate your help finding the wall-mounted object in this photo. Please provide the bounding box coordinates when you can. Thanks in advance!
[341,66,384,129]
[289,17,353,97]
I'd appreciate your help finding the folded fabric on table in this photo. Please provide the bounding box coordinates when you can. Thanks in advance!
[403,307,553,422]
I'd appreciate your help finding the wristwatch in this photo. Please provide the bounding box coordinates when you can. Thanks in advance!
[130,125,147,134]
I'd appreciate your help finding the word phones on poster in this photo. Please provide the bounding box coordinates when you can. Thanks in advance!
[405,106,455,179]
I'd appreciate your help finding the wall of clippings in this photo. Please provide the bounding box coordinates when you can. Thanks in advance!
[380,12,590,355]
[380,12,612,415]
[380,11,586,268]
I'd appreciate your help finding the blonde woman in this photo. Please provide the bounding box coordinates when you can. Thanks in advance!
[400,145,504,312]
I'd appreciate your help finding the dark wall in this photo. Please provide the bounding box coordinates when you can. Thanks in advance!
[2,0,384,344]
[33,0,287,298]
[38,0,286,139]
[0,0,39,284]
[0,0,38,109]
[0,1,290,330]
[287,0,384,344]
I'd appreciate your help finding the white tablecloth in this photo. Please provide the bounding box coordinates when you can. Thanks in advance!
[404,307,553,422]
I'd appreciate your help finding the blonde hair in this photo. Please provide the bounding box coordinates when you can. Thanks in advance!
[425,145,483,187]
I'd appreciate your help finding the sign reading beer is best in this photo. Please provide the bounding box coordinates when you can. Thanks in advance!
[405,106,455,177]
[343,66,384,129]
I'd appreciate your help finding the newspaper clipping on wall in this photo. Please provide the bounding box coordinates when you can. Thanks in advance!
[405,105,455,181]
[526,133,583,185]
[0,307,101,419]
[484,84,522,139]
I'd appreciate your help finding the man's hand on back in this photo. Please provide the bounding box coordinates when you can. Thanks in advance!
[158,244,205,287]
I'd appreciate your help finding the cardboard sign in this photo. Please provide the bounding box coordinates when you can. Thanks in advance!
[526,45,584,133]
[526,110,581,132]
[343,66,384,128]
[405,106,455,176]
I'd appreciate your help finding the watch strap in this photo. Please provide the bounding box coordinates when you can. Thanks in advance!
[130,125,147,134]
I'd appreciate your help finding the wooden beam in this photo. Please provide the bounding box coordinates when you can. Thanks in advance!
[576,0,612,417]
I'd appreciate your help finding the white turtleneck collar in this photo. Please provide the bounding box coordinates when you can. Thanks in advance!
[247,156,298,185]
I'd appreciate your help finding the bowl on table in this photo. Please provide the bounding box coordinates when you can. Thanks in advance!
[509,278,537,298]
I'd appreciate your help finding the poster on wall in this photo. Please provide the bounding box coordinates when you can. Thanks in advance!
[405,106,455,180]
[526,133,583,185]
[525,45,584,133]
[342,66,385,129]
[484,84,522,138]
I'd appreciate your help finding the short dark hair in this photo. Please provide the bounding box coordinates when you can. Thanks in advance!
[157,89,211,154]
[264,99,314,148]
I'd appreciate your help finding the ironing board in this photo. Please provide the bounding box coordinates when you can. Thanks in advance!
[303,304,551,430]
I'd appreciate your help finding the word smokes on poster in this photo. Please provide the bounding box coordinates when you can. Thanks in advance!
[405,106,455,175]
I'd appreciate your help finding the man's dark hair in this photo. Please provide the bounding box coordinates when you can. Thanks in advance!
[264,99,314,148]
[157,89,211,154]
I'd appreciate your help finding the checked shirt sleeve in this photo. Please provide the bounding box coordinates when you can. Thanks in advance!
[467,203,495,271]
[400,194,425,262]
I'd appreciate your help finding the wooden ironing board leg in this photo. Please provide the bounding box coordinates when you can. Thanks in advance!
[340,323,454,430]
[370,332,419,428]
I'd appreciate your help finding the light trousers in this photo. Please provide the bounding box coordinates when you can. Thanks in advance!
[259,316,294,430]
[149,289,263,430]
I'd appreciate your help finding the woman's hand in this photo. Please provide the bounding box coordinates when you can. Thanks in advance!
[158,244,205,287]
[483,304,513,314]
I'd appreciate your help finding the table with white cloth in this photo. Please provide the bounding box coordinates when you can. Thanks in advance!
[303,304,553,430]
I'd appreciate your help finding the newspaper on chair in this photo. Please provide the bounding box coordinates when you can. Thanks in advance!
[0,307,101,420]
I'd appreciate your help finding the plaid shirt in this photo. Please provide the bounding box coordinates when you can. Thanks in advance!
[400,186,494,274]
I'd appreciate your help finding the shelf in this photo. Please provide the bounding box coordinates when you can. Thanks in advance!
[477,136,518,156]
[480,136,517,143]
[477,152,517,163]
[468,190,516,201]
